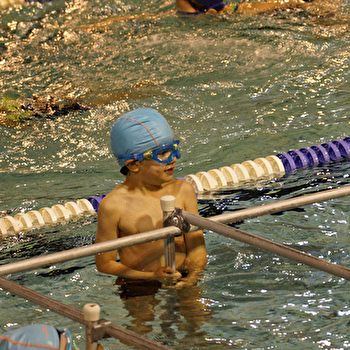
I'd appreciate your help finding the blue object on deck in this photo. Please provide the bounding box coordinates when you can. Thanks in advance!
[0,324,62,350]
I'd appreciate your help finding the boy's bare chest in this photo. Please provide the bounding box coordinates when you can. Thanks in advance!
[118,195,165,236]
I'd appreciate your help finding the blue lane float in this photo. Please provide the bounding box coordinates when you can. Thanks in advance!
[88,194,107,212]
[1,137,350,238]
[276,152,297,172]
[299,147,319,166]
[277,137,350,171]
[287,149,309,169]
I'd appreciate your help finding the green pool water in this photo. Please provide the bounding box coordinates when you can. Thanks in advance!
[1,0,350,348]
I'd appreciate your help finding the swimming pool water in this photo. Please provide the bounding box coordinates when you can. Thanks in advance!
[1,0,350,348]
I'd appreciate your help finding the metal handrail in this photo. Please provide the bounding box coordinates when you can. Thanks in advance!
[2,185,350,349]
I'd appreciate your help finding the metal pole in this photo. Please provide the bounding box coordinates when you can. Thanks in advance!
[0,226,182,276]
[0,276,86,323]
[161,195,176,270]
[209,185,350,225]
[84,303,100,350]
[0,276,173,350]
[182,211,350,281]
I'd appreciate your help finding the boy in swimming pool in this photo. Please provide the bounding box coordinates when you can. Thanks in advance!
[95,108,207,288]
[176,0,316,15]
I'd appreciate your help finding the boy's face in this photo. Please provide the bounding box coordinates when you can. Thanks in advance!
[139,155,178,184]
[125,140,180,184]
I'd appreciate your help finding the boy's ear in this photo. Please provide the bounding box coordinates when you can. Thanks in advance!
[125,159,140,173]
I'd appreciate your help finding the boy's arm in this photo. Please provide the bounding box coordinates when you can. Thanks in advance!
[95,196,181,283]
[177,182,207,287]
[181,228,207,286]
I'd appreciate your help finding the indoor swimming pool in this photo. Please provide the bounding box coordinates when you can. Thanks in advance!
[1,0,350,348]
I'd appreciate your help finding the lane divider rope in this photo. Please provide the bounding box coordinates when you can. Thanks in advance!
[1,137,350,239]
[0,199,95,240]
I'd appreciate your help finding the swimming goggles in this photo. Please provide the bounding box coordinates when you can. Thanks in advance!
[118,140,181,164]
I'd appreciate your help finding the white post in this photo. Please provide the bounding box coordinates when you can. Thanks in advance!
[160,195,176,270]
[84,303,101,350]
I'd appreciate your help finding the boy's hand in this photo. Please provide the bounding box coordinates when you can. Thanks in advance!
[154,266,182,285]
[172,273,200,289]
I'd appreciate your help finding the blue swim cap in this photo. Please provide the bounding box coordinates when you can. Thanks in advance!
[111,108,175,167]
[0,324,60,350]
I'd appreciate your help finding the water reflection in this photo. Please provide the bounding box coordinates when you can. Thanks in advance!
[114,283,211,345]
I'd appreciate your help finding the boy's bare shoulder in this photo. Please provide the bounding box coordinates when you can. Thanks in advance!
[175,178,196,194]
[98,183,129,213]
[172,178,197,209]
